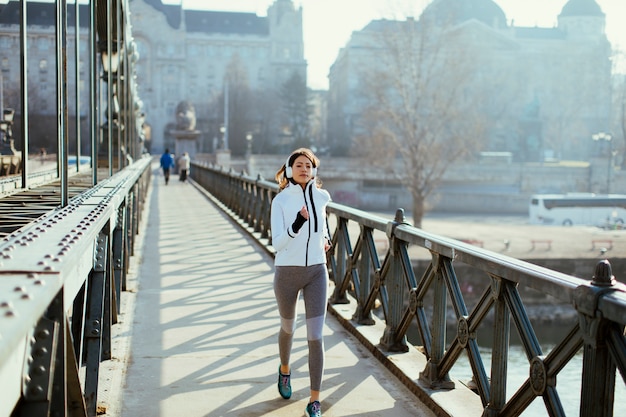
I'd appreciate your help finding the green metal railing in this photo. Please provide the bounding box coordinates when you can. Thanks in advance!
[191,160,626,417]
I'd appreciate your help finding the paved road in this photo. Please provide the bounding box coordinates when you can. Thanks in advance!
[99,168,441,417]
[369,210,626,263]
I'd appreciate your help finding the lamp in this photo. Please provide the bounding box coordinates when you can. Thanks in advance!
[591,132,613,193]
[246,132,253,157]
[100,48,120,79]
[3,108,14,123]
[219,125,226,149]
[0,108,16,155]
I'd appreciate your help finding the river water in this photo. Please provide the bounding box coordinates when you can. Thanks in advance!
[451,344,626,416]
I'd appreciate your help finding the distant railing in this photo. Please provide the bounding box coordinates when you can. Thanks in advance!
[191,161,626,417]
[0,157,151,417]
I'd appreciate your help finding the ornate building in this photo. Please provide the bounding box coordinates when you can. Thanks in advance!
[327,0,612,162]
[0,2,91,153]
[130,0,306,154]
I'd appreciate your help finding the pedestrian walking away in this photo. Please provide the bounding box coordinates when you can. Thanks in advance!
[160,148,175,185]
[178,152,191,182]
[270,148,332,417]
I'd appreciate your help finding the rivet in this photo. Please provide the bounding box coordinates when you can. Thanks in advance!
[33,365,46,376]
[37,329,50,339]
[35,347,48,357]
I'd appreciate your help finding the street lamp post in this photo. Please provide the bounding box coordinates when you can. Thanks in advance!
[219,125,226,149]
[592,132,613,193]
[246,132,252,158]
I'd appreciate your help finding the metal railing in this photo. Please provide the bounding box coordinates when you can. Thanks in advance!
[0,157,151,417]
[191,161,626,417]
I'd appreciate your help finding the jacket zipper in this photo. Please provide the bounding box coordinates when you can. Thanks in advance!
[303,185,312,266]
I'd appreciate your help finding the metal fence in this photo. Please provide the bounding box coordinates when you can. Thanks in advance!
[0,157,151,417]
[0,0,151,415]
[191,161,626,417]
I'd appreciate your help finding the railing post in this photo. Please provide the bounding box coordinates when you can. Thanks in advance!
[483,277,510,416]
[573,260,623,417]
[419,252,455,388]
[352,225,375,325]
[330,217,350,304]
[84,231,109,417]
[379,209,409,352]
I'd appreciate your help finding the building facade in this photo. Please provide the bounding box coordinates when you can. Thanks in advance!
[129,0,306,154]
[0,2,91,153]
[327,0,613,162]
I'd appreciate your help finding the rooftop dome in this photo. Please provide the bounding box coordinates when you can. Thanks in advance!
[560,0,604,17]
[420,0,507,29]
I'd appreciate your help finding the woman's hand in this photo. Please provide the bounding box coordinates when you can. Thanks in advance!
[291,206,309,233]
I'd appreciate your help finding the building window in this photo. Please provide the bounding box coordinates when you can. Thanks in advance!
[39,59,48,72]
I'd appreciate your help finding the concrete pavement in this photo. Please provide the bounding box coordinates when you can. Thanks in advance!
[105,166,438,417]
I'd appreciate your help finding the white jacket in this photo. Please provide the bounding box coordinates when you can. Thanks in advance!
[271,180,331,266]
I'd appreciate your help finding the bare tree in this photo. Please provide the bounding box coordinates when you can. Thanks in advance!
[279,71,311,149]
[221,55,255,156]
[355,17,494,227]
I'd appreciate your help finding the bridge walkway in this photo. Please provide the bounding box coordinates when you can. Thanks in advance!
[106,165,437,417]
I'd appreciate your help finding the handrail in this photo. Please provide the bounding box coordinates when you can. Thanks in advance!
[0,156,151,417]
[191,160,626,417]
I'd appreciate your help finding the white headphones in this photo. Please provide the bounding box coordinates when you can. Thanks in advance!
[285,153,317,178]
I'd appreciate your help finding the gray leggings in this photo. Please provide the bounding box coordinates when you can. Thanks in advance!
[274,264,328,392]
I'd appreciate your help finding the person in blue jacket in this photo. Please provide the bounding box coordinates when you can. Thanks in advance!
[159,148,175,185]
[270,148,331,417]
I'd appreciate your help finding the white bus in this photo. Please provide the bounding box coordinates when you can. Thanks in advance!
[529,194,626,227]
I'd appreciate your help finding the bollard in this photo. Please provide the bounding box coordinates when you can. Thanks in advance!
[574,260,625,417]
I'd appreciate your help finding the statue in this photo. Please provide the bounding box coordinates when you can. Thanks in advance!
[175,100,196,131]
[170,100,201,162]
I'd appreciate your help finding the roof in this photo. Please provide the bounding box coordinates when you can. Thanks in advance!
[185,10,268,36]
[0,1,90,28]
[143,0,268,35]
[421,0,507,29]
[560,0,605,18]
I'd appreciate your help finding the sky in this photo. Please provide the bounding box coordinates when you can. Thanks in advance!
[162,0,626,90]
[5,0,623,89]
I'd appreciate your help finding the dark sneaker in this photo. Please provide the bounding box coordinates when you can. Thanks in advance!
[277,366,291,399]
[305,400,321,417]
